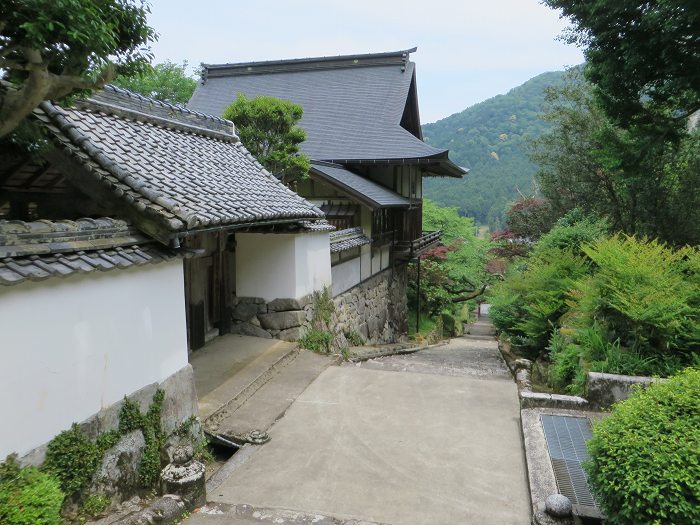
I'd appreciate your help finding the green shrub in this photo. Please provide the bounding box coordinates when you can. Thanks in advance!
[585,368,700,525]
[441,312,458,337]
[116,390,165,487]
[310,287,334,326]
[0,456,64,525]
[345,330,364,347]
[489,249,589,358]
[298,328,333,353]
[579,235,698,356]
[43,424,102,496]
[533,209,608,256]
[81,493,110,518]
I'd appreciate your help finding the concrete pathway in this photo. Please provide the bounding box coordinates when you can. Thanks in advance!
[187,331,530,525]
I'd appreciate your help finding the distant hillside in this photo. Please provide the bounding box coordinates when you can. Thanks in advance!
[422,69,572,229]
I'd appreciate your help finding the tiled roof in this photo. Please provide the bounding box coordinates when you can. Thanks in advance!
[330,227,371,252]
[311,161,409,210]
[298,220,335,232]
[0,218,143,258]
[188,49,466,177]
[35,86,325,243]
[0,218,181,286]
[321,203,359,217]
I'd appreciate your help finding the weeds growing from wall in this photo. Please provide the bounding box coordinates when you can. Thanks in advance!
[299,287,337,354]
[0,388,178,524]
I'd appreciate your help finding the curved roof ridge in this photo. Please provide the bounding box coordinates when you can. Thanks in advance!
[82,85,238,139]
[103,84,231,124]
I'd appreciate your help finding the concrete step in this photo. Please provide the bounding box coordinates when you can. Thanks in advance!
[464,320,497,337]
[193,336,298,422]
[205,349,337,439]
[185,503,387,524]
[461,333,497,341]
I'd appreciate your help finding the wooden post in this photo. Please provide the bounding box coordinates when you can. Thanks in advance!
[218,231,232,335]
[416,257,421,334]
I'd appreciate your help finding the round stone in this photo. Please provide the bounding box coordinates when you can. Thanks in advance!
[545,494,573,517]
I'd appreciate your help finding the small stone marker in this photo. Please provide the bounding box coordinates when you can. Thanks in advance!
[160,445,206,509]
[545,493,573,517]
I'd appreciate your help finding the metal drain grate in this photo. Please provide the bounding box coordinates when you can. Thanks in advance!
[540,415,598,509]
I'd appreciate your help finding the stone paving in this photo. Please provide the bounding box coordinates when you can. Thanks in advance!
[185,326,530,525]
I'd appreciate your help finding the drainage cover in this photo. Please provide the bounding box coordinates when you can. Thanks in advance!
[540,415,599,512]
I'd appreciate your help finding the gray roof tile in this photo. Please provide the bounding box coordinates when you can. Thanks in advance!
[311,161,409,209]
[0,245,181,286]
[188,49,465,177]
[37,87,325,237]
[330,227,371,252]
[0,219,182,286]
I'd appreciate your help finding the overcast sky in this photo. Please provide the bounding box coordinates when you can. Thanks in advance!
[147,0,583,123]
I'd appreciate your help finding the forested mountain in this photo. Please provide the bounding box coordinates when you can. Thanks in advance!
[422,69,572,229]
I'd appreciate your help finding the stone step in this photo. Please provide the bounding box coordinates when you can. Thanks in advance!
[185,503,388,524]
[205,350,337,439]
[195,338,299,422]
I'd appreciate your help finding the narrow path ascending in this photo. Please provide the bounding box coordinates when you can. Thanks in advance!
[186,326,530,525]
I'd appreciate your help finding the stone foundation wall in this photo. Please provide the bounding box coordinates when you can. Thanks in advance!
[230,266,408,346]
[230,296,314,341]
[19,365,201,505]
[331,266,408,345]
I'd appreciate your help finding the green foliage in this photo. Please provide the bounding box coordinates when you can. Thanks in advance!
[575,236,699,357]
[81,493,110,518]
[0,456,64,525]
[542,0,699,134]
[114,60,197,105]
[310,287,334,326]
[298,328,333,353]
[509,233,700,393]
[43,424,102,496]
[533,68,700,245]
[440,313,460,337]
[409,200,490,317]
[585,368,700,525]
[489,248,589,358]
[345,330,364,347]
[423,70,571,228]
[118,397,143,434]
[532,209,609,256]
[0,0,157,137]
[116,390,165,487]
[505,197,556,240]
[222,94,310,187]
[299,287,338,354]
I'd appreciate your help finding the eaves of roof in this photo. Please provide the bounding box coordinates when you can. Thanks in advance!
[35,88,325,245]
[310,161,410,210]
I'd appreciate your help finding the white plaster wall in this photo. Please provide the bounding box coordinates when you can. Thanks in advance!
[381,245,391,271]
[0,260,188,459]
[371,247,381,275]
[236,232,331,301]
[236,233,297,300]
[294,232,331,298]
[331,256,362,296]
[360,245,372,280]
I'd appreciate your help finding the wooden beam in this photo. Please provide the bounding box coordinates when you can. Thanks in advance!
[46,150,176,245]
[21,162,52,189]
[0,160,29,187]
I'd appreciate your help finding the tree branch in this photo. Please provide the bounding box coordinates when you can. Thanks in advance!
[0,48,117,137]
[451,284,487,303]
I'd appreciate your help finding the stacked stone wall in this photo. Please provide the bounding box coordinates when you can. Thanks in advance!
[331,266,408,345]
[230,266,408,346]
